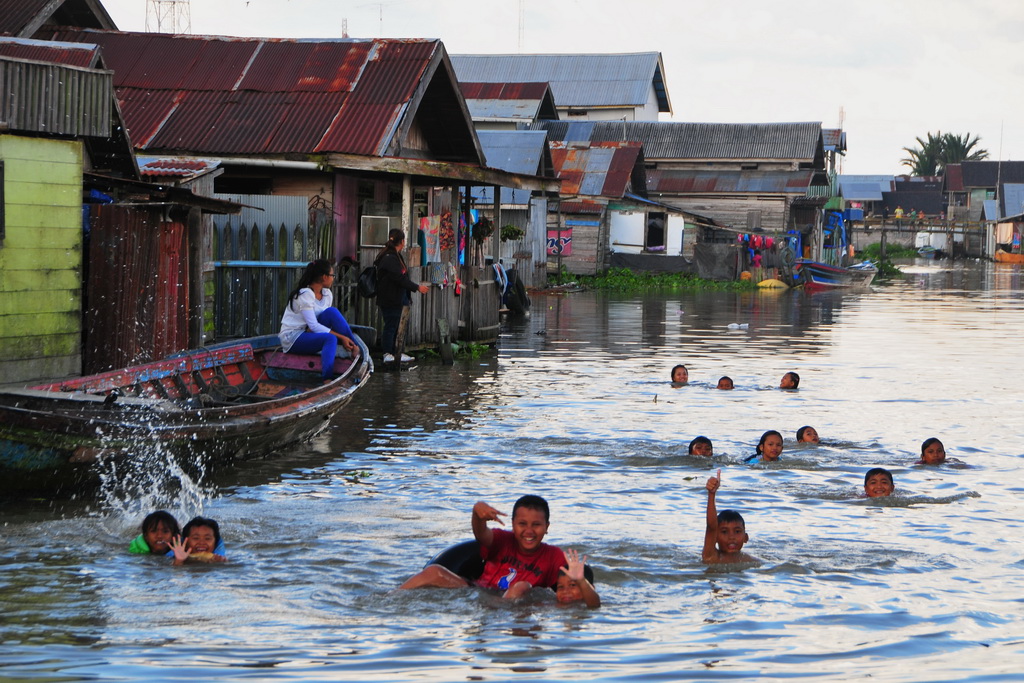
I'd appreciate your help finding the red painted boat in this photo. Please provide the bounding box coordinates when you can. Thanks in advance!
[0,334,372,494]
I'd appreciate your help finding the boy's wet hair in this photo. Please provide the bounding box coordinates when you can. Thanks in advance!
[718,509,745,528]
[783,371,800,388]
[688,436,712,454]
[182,516,222,545]
[864,467,894,486]
[142,510,180,537]
[796,425,814,441]
[920,437,943,454]
[670,364,687,380]
[513,494,550,523]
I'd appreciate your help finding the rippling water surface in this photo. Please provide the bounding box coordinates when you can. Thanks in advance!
[3,260,1024,681]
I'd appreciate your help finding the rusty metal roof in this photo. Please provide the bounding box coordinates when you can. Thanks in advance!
[646,169,815,195]
[549,140,644,198]
[460,82,559,122]
[0,36,100,68]
[539,121,825,164]
[43,30,471,159]
[0,0,115,37]
[138,157,221,179]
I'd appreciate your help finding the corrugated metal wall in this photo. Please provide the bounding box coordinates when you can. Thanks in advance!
[84,205,189,372]
[0,57,112,137]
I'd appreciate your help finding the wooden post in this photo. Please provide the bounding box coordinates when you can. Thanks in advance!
[880,227,888,261]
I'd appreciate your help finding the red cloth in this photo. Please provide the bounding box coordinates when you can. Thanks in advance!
[475,529,566,590]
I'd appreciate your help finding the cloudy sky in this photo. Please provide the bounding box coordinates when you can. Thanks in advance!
[99,0,1024,175]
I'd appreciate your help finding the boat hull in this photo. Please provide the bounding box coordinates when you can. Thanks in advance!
[0,334,372,495]
[994,249,1024,264]
[794,259,877,291]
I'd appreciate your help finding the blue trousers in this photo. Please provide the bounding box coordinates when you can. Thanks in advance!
[380,305,403,354]
[288,307,354,380]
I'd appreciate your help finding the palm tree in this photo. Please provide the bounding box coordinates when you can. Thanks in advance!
[901,131,989,176]
[901,131,944,176]
[940,132,988,167]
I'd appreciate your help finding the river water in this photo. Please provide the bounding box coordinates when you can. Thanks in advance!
[2,260,1024,681]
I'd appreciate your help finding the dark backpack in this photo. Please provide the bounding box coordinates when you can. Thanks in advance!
[357,265,377,298]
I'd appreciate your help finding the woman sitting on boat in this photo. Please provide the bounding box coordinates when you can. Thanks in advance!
[279,259,360,381]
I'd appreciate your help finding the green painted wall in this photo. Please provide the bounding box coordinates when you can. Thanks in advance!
[0,134,84,384]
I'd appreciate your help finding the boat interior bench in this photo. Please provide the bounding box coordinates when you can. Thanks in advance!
[255,352,355,396]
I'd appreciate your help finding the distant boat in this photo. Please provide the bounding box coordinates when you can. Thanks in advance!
[794,259,877,291]
[0,333,372,495]
[917,245,938,259]
[994,249,1024,264]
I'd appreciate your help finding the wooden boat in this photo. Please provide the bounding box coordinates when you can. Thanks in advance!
[994,249,1024,264]
[917,245,938,259]
[794,259,877,291]
[0,333,372,495]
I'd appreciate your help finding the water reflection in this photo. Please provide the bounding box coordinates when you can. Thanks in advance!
[3,260,1024,680]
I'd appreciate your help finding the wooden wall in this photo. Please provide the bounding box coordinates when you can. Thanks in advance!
[0,135,83,384]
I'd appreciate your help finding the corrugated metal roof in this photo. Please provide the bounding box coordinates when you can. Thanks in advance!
[838,175,892,199]
[476,130,547,175]
[460,82,558,122]
[646,169,814,194]
[549,140,642,198]
[0,36,100,67]
[1002,183,1024,218]
[959,161,1024,188]
[944,163,964,192]
[538,120,824,163]
[451,52,670,113]
[138,157,221,178]
[840,183,884,201]
[983,199,1000,220]
[822,128,846,152]
[43,30,456,158]
[0,0,116,37]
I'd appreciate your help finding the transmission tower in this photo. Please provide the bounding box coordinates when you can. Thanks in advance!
[145,0,192,34]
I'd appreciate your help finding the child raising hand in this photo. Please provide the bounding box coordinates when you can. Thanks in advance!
[556,548,601,608]
[703,470,758,564]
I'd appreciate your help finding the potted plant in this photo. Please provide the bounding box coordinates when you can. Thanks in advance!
[472,217,494,244]
[500,223,525,242]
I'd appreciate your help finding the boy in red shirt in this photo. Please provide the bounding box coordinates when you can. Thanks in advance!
[399,495,569,600]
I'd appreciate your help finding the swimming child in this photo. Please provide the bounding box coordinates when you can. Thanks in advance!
[128,510,180,555]
[796,426,820,444]
[745,430,783,463]
[671,364,689,384]
[169,516,227,565]
[399,495,567,600]
[864,467,895,498]
[703,470,757,564]
[918,437,946,465]
[780,372,800,389]
[716,376,734,390]
[688,436,713,457]
[555,548,600,608]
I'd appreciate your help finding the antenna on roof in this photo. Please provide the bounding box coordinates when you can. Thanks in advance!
[518,0,526,51]
[145,0,191,34]
[342,17,349,38]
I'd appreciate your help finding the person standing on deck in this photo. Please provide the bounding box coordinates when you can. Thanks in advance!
[375,229,430,363]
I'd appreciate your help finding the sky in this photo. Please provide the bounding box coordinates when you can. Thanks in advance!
[99,0,1024,175]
